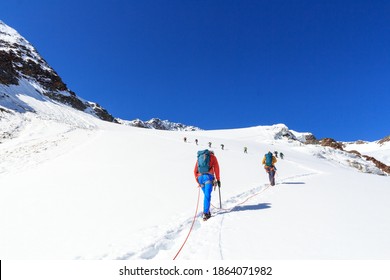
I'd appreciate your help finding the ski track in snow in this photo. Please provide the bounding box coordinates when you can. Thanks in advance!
[118,172,318,260]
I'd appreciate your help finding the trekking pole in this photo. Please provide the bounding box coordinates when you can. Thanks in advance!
[218,186,222,208]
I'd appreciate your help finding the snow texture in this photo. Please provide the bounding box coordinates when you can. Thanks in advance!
[0,92,389,260]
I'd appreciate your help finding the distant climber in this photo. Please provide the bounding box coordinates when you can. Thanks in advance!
[262,151,277,186]
[208,142,212,148]
[195,139,198,145]
[183,137,187,143]
[274,151,278,158]
[280,152,284,159]
[244,147,248,154]
[221,144,224,150]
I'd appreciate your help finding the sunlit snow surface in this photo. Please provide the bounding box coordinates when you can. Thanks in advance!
[0,84,389,260]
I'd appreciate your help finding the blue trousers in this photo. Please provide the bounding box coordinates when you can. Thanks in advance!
[198,174,214,214]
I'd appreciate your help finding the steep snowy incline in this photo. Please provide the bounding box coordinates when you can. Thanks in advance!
[0,92,99,175]
[0,120,389,260]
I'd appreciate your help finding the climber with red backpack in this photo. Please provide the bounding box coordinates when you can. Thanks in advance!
[194,149,221,220]
[262,151,277,186]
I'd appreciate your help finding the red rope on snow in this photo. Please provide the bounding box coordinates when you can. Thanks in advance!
[173,183,273,260]
[172,187,201,260]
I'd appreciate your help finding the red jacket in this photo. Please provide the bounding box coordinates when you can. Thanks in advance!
[194,153,220,183]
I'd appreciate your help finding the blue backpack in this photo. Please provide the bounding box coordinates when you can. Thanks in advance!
[197,150,211,173]
[265,152,273,166]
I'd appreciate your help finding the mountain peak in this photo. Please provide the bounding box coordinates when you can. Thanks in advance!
[0,20,20,40]
[0,20,115,122]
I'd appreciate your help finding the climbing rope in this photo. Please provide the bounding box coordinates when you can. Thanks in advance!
[173,182,274,260]
[172,187,201,260]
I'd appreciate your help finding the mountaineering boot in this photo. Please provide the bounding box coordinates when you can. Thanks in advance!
[202,212,211,221]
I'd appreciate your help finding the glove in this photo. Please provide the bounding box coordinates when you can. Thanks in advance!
[217,180,221,188]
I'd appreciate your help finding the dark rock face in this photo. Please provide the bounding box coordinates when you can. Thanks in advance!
[305,134,319,144]
[305,134,390,175]
[90,102,117,123]
[319,138,344,150]
[0,21,116,123]
[43,90,87,111]
[147,118,168,130]
[0,50,19,84]
[127,119,148,129]
[348,150,362,156]
[378,135,390,145]
[362,155,390,175]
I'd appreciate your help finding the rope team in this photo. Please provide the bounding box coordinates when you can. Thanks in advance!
[187,136,282,220]
[172,139,281,259]
[183,137,284,157]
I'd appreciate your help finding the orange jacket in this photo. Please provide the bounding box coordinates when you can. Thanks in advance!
[194,153,220,183]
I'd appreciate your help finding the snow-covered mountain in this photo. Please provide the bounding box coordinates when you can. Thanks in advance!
[0,20,115,122]
[0,21,202,132]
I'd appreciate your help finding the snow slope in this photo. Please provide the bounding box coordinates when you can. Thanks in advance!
[344,141,390,166]
[0,104,389,260]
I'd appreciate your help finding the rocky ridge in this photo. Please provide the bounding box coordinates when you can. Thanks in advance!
[117,118,201,131]
[303,133,390,175]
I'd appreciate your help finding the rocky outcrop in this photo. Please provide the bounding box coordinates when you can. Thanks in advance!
[273,125,298,140]
[0,51,19,85]
[378,135,390,145]
[347,150,362,156]
[0,21,116,123]
[304,134,319,144]
[344,147,390,175]
[117,118,201,131]
[319,138,344,150]
[306,135,389,175]
[362,155,390,175]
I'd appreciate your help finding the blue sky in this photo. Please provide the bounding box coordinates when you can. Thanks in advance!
[2,0,389,141]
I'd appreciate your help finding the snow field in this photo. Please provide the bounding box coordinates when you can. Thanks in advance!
[0,110,389,260]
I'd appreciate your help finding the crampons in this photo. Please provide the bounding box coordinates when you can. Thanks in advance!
[202,212,211,221]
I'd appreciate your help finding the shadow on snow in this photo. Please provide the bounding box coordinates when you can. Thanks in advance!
[214,203,272,216]
[231,203,272,212]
